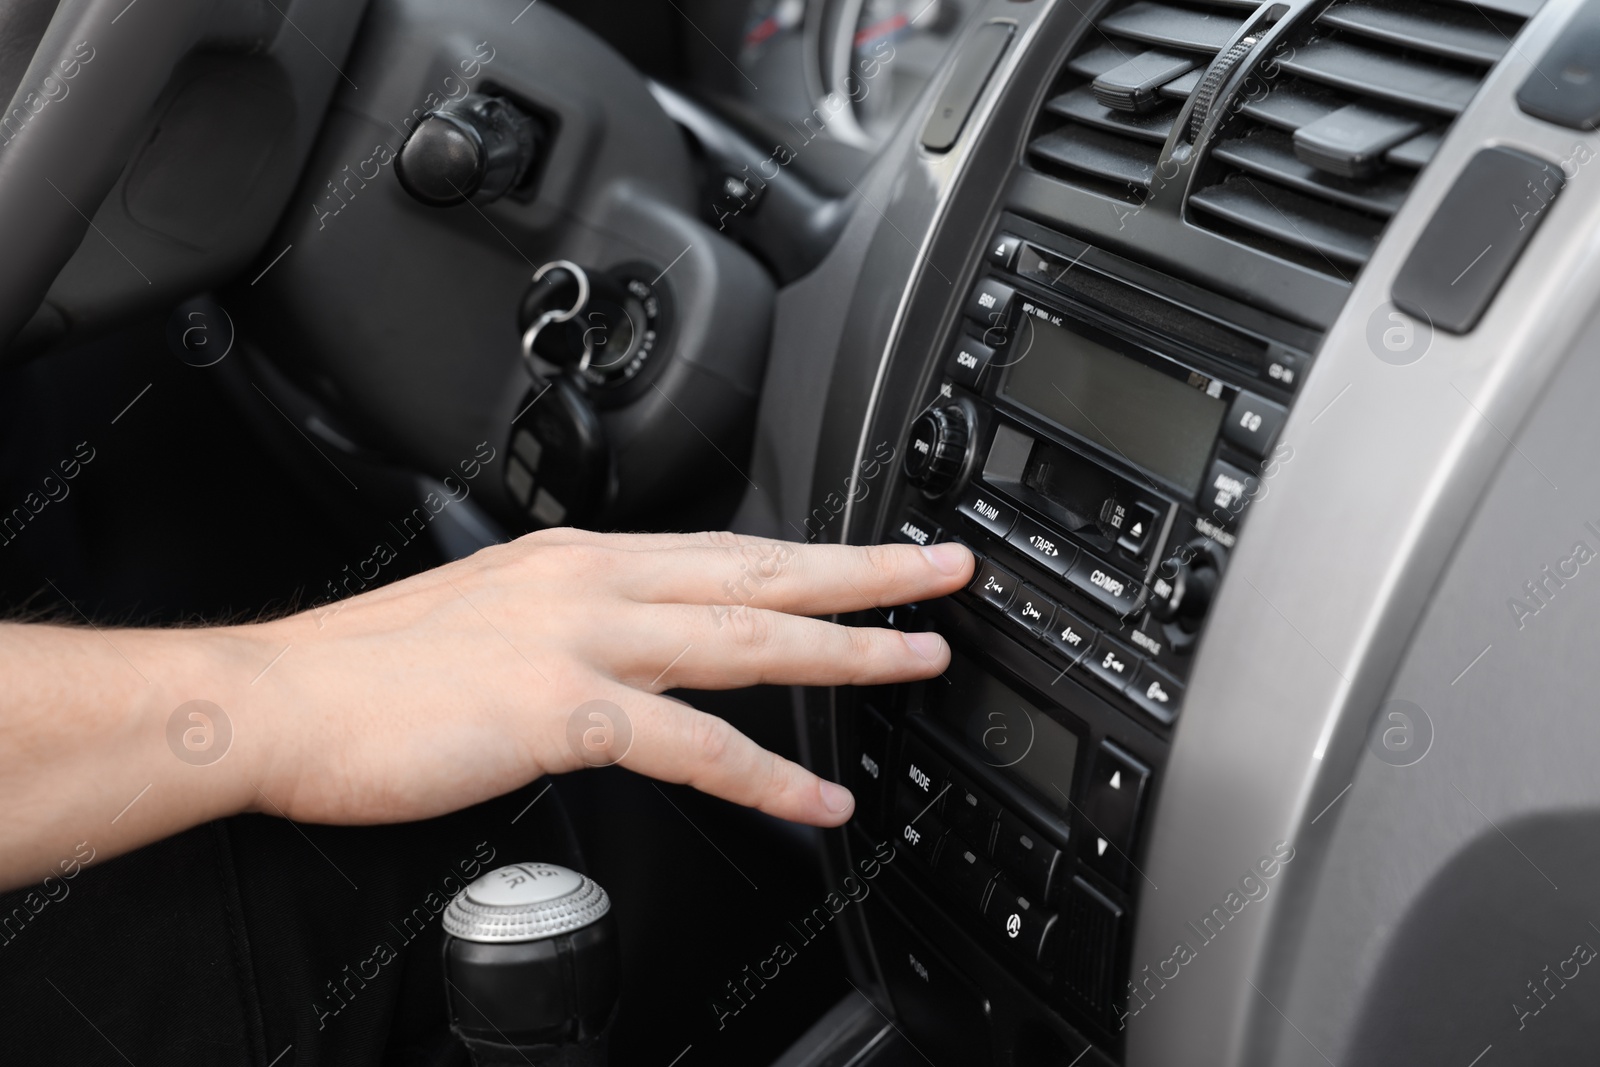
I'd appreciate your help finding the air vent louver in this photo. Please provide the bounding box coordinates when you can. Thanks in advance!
[1188,0,1539,279]
[1026,0,1258,198]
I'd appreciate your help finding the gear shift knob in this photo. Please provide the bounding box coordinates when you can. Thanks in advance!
[441,862,620,1067]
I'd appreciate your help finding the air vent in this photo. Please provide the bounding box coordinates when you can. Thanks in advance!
[1188,0,1541,280]
[1026,0,1260,199]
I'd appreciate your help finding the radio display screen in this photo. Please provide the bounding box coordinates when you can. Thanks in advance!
[928,652,1079,815]
[1000,312,1226,494]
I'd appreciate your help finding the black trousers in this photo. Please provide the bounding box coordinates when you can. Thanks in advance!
[0,780,581,1066]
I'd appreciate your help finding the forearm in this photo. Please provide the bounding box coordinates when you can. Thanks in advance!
[0,621,270,891]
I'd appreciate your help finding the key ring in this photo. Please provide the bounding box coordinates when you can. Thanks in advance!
[519,260,592,379]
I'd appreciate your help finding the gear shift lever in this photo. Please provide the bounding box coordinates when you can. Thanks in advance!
[441,862,620,1067]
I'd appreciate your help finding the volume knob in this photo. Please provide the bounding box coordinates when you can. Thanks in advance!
[1151,538,1225,645]
[904,403,972,494]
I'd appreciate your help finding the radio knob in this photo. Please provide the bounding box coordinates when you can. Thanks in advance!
[904,403,972,494]
[1152,539,1223,634]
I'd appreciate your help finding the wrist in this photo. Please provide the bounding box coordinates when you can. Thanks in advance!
[129,620,289,822]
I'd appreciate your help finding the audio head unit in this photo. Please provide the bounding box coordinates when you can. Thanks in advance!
[896,220,1313,726]
[848,215,1318,1050]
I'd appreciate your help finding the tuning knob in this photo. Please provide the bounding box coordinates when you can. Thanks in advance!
[396,93,540,207]
[904,402,973,494]
[441,862,620,1067]
[1151,538,1224,638]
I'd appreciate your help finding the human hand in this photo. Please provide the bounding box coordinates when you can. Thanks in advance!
[243,529,972,829]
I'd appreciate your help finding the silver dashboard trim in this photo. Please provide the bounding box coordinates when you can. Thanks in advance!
[1127,0,1600,1063]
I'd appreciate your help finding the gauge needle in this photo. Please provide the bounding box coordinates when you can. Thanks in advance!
[744,15,781,49]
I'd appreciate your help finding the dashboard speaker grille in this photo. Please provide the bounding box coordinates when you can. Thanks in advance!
[1187,0,1539,280]
[1025,0,1259,199]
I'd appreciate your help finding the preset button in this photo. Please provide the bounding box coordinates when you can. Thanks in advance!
[1125,662,1184,725]
[1084,636,1138,691]
[970,559,1019,611]
[1041,608,1097,666]
[1006,583,1055,636]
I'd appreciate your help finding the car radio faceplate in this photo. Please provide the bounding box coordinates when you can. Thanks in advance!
[844,213,1318,1055]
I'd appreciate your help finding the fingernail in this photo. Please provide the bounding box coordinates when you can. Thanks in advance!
[921,541,970,575]
[821,780,854,814]
[903,630,947,659]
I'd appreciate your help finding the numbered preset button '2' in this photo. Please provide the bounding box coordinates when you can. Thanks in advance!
[970,559,1019,612]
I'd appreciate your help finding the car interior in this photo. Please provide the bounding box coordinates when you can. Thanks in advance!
[3,0,1599,1064]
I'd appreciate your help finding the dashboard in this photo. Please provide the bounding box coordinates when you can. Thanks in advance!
[6,0,1600,1064]
[737,0,1600,1064]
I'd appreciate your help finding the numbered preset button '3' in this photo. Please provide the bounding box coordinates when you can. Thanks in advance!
[1006,583,1055,636]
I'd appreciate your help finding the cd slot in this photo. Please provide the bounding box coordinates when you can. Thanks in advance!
[1015,243,1271,376]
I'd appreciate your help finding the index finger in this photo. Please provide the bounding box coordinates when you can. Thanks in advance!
[631,540,975,616]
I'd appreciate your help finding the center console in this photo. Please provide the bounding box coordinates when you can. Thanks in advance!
[841,211,1318,1061]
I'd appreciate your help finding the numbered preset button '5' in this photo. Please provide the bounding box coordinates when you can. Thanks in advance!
[1084,635,1138,691]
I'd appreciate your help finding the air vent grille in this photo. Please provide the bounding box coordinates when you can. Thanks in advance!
[1188,0,1539,279]
[1026,0,1258,199]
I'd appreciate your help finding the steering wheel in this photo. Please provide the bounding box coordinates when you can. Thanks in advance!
[0,0,219,350]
